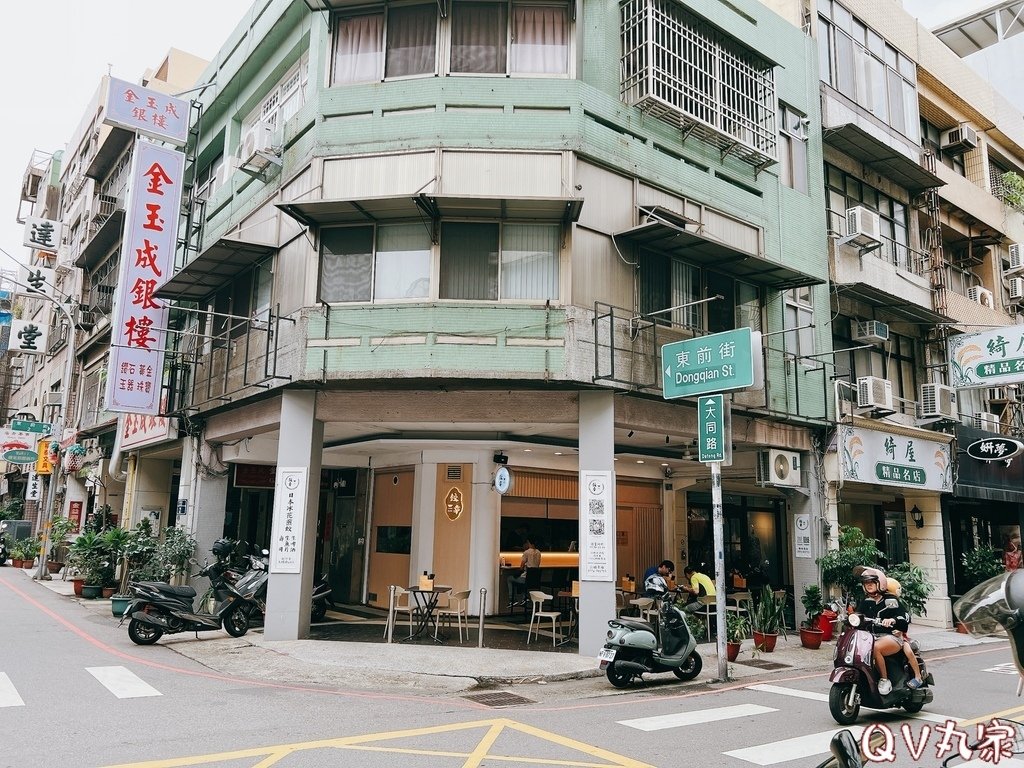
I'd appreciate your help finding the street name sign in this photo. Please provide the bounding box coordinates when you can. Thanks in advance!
[697,395,732,464]
[11,419,51,434]
[661,327,762,399]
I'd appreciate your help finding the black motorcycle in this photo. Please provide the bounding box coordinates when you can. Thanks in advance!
[121,561,253,645]
[311,572,334,622]
[0,534,7,567]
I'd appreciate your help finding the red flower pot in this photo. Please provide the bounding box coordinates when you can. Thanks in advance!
[753,631,778,652]
[800,627,824,650]
[727,641,741,662]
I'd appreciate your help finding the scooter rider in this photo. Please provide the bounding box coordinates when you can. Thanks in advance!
[855,566,923,694]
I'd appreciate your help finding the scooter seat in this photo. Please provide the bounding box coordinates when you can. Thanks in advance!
[137,582,197,598]
[615,617,655,632]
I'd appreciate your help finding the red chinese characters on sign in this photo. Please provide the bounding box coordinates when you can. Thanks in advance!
[105,141,185,415]
[104,77,189,147]
[69,501,83,534]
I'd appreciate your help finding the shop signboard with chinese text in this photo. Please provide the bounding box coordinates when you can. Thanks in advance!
[579,471,613,580]
[838,425,951,492]
[68,501,83,534]
[25,471,40,501]
[661,328,763,400]
[17,265,55,300]
[950,328,1024,388]
[794,514,812,558]
[697,394,732,465]
[965,437,1024,462]
[270,467,307,574]
[119,411,176,450]
[104,77,190,146]
[9,320,48,355]
[35,439,52,475]
[22,216,62,254]
[105,140,185,414]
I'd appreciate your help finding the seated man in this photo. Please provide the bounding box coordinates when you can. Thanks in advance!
[507,539,541,608]
[643,560,675,597]
[855,567,922,694]
[681,566,716,604]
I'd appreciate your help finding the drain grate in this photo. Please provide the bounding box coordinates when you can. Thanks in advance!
[463,691,535,707]
[740,659,791,670]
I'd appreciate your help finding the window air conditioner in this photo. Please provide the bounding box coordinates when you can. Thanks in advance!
[238,120,277,170]
[1009,244,1024,273]
[974,412,1002,433]
[940,125,978,154]
[756,449,802,488]
[853,320,890,345]
[967,286,995,308]
[857,375,894,411]
[42,392,61,407]
[1010,277,1024,302]
[843,206,881,249]
[919,383,957,420]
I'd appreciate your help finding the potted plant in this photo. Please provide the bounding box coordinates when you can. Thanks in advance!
[751,586,785,652]
[46,515,75,574]
[9,540,26,568]
[817,525,885,608]
[69,531,109,598]
[102,525,134,615]
[63,443,87,473]
[799,584,825,650]
[725,612,749,662]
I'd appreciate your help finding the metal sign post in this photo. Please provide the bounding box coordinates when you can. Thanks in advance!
[698,394,731,682]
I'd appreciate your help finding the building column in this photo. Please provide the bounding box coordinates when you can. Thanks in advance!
[264,390,323,641]
[905,495,951,628]
[578,390,616,656]
[180,436,229,585]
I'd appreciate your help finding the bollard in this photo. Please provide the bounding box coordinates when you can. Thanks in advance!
[386,584,396,644]
[478,587,487,648]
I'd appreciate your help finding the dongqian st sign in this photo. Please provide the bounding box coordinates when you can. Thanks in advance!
[661,327,763,399]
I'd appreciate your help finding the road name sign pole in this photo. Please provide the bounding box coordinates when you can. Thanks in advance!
[711,460,727,682]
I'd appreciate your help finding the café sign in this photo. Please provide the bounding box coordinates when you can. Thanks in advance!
[965,437,1024,462]
[839,425,951,492]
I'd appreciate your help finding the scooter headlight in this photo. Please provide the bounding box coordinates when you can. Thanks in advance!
[607,629,615,639]
[848,613,861,628]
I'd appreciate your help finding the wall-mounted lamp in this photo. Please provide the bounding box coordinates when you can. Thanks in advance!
[909,505,924,529]
[493,453,508,465]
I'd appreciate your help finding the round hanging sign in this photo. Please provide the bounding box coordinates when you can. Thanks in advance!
[494,466,512,495]
[965,437,1024,462]
[3,449,39,464]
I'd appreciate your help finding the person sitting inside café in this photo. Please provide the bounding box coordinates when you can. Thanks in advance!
[643,560,675,597]
[507,539,541,607]
[680,565,716,611]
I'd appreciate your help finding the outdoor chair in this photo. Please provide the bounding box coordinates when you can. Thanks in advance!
[435,589,471,642]
[726,591,753,619]
[382,585,415,639]
[692,595,718,641]
[528,590,562,646]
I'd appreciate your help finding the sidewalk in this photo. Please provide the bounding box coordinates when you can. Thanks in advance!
[24,568,1004,694]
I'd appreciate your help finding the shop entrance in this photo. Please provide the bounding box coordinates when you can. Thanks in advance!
[687,493,785,591]
[321,468,367,605]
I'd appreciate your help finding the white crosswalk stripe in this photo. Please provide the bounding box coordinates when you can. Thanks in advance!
[0,673,25,707]
[724,726,867,765]
[86,666,162,699]
[618,703,777,732]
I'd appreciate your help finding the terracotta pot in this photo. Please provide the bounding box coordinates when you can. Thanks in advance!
[753,631,778,653]
[956,621,969,634]
[800,627,824,650]
[72,578,85,597]
[727,641,741,662]
[102,587,116,599]
[46,560,63,575]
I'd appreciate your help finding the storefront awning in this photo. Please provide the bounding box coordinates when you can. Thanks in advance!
[277,194,583,228]
[823,124,944,191]
[75,210,124,270]
[153,238,276,301]
[614,207,824,290]
[835,281,954,324]
[85,127,134,181]
[954,484,1024,504]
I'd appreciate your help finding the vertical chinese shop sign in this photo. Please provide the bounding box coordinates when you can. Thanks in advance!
[105,140,185,415]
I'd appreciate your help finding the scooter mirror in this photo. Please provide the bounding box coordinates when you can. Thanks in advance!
[829,730,863,768]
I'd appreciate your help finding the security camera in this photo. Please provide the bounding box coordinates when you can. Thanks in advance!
[663,467,674,478]
[493,453,508,465]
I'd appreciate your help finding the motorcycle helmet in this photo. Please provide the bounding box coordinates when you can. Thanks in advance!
[853,565,887,593]
[211,538,234,558]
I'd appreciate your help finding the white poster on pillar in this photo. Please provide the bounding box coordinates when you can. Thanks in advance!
[270,466,308,574]
[580,470,614,581]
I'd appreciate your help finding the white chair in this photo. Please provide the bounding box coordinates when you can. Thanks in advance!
[382,586,416,639]
[726,591,753,618]
[629,597,653,619]
[528,590,562,646]
[692,595,717,641]
[435,589,471,642]
[615,589,628,617]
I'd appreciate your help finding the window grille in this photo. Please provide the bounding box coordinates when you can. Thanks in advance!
[620,0,777,169]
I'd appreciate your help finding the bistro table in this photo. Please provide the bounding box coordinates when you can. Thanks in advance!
[402,585,452,643]
[556,590,579,646]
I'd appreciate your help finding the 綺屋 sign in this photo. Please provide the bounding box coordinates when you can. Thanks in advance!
[838,425,951,492]
[950,327,1024,389]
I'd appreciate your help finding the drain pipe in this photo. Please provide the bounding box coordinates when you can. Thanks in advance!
[477,587,487,648]
[386,584,396,644]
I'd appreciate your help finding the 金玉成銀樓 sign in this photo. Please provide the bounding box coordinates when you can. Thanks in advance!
[661,327,762,400]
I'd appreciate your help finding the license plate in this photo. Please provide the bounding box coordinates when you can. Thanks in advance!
[598,647,616,663]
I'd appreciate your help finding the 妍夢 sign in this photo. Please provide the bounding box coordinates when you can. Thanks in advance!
[965,437,1024,462]
[839,425,951,492]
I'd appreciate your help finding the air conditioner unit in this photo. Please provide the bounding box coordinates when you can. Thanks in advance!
[974,412,1002,433]
[920,383,957,420]
[853,320,890,345]
[857,375,894,411]
[967,286,995,308]
[940,125,978,154]
[1010,277,1024,302]
[756,449,803,488]
[238,120,276,169]
[1009,244,1024,273]
[42,392,61,407]
[843,206,881,248]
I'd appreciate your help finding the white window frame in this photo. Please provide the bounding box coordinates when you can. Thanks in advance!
[242,55,309,138]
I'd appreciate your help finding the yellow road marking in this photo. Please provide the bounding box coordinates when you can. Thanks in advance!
[104,717,655,768]
[960,704,1024,728]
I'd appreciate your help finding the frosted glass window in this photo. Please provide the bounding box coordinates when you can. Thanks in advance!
[440,222,499,299]
[375,224,431,299]
[501,224,559,299]
[320,227,373,302]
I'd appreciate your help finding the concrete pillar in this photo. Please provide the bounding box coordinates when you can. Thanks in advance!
[264,390,323,641]
[470,451,500,615]
[790,444,827,627]
[179,436,229,578]
[411,460,438,583]
[905,495,951,628]
[577,390,616,656]
[127,457,173,528]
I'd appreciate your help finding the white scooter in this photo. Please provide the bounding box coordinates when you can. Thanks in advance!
[598,591,703,688]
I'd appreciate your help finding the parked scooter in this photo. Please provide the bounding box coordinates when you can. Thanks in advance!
[234,551,334,623]
[311,573,334,622]
[120,561,253,645]
[598,592,703,687]
[0,534,7,567]
[828,611,934,724]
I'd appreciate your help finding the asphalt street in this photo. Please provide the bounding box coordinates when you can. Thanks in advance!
[4,565,1024,768]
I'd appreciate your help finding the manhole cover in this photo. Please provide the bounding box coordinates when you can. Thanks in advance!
[463,691,535,707]
[740,659,791,670]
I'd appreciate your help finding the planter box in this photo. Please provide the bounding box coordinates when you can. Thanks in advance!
[81,584,103,599]
[46,560,63,575]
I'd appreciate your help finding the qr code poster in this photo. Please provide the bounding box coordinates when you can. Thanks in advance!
[580,471,614,581]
